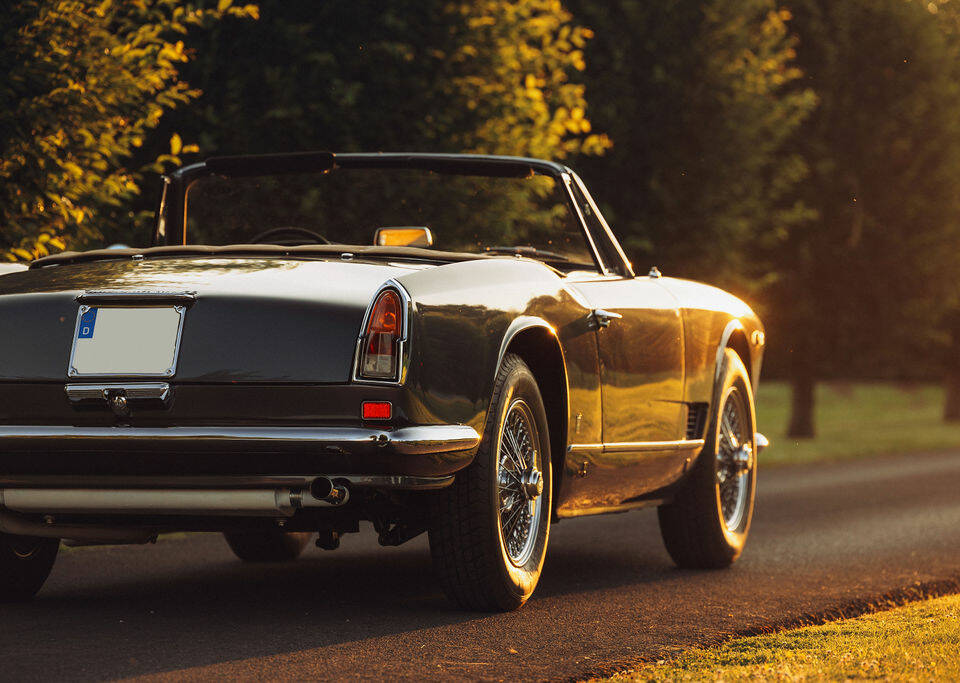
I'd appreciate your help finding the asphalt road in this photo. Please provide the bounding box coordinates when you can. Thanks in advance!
[2,450,960,682]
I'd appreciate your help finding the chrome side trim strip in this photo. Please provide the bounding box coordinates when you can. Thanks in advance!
[65,382,171,403]
[602,439,705,453]
[567,439,705,454]
[567,443,603,454]
[0,424,480,455]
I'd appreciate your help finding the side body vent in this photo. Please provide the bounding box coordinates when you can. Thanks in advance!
[685,403,708,440]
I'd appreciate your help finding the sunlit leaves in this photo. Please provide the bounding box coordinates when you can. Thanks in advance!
[439,0,610,159]
[0,0,258,261]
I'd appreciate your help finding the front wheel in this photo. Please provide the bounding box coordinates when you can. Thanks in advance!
[429,353,552,611]
[0,533,59,602]
[658,348,758,568]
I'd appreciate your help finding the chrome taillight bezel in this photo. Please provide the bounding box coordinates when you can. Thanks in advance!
[352,280,411,385]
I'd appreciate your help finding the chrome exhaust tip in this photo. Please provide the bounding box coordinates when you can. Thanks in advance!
[308,477,349,506]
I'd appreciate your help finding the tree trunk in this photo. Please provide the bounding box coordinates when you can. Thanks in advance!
[788,372,816,438]
[944,311,960,421]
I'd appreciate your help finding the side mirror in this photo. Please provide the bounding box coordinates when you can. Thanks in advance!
[374,227,433,248]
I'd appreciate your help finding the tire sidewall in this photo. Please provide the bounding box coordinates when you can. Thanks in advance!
[487,360,552,604]
[708,349,758,555]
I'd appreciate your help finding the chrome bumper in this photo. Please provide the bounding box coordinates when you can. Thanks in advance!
[755,432,769,454]
[0,424,480,456]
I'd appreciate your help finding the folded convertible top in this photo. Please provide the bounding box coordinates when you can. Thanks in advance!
[30,243,501,269]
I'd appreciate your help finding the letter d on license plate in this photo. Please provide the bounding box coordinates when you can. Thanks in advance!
[68,306,185,377]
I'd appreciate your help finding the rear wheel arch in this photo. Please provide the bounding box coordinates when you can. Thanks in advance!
[499,322,569,516]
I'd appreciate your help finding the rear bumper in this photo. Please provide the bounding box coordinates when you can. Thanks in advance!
[0,424,479,455]
[0,424,481,478]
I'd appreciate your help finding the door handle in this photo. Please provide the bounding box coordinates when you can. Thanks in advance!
[592,309,623,328]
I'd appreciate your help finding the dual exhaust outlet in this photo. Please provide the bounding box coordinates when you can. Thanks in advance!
[0,477,349,518]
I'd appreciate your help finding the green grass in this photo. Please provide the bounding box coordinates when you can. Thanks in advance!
[757,381,960,465]
[604,594,960,682]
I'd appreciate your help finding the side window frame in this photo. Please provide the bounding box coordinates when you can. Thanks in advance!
[565,172,635,278]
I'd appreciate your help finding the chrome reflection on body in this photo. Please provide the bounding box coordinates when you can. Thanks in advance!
[497,399,544,566]
[716,387,752,530]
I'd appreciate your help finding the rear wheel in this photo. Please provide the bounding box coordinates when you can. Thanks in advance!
[0,533,59,602]
[429,353,552,611]
[223,530,312,562]
[658,348,757,568]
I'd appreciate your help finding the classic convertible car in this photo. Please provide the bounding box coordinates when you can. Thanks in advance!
[0,153,766,610]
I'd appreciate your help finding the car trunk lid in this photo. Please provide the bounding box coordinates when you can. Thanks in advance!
[0,256,420,383]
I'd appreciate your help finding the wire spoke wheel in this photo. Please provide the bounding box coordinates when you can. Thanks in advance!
[715,386,753,531]
[497,399,544,567]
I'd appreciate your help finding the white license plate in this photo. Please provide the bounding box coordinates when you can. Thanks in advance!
[68,306,185,378]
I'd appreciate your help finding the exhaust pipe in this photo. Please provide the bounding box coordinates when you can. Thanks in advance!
[0,483,351,518]
[307,477,349,506]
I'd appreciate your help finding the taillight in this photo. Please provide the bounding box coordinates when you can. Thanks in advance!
[358,289,403,380]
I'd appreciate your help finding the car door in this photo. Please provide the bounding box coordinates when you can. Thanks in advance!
[568,274,685,443]
[559,174,688,508]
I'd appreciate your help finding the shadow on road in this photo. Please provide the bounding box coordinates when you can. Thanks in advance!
[0,516,676,680]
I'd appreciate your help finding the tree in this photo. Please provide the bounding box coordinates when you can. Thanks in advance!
[0,0,257,261]
[768,0,960,436]
[564,0,815,286]
[150,0,608,163]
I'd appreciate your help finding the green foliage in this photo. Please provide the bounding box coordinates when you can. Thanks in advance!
[158,0,607,161]
[762,0,960,381]
[438,0,611,158]
[757,381,960,465]
[565,0,815,286]
[0,0,257,261]
[610,593,960,681]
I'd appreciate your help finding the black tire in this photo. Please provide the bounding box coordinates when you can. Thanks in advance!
[223,530,312,562]
[429,353,552,611]
[658,348,758,569]
[0,533,59,602]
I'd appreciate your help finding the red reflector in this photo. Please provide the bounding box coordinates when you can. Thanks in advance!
[362,401,392,420]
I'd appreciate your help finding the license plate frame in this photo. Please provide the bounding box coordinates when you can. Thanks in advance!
[67,304,187,378]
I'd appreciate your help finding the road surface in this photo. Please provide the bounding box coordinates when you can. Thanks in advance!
[2,450,959,681]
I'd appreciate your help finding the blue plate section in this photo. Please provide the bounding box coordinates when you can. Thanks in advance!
[77,307,98,339]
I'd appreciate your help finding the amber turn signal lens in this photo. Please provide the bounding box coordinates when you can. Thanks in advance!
[362,401,392,420]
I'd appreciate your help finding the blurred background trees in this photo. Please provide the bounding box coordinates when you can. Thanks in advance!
[0,0,257,259]
[4,0,960,437]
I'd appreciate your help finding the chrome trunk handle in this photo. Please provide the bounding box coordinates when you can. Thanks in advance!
[65,382,171,417]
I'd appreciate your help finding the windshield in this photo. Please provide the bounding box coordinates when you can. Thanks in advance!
[180,168,599,272]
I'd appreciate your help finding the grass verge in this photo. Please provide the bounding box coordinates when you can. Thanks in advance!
[757,381,960,465]
[604,592,960,681]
